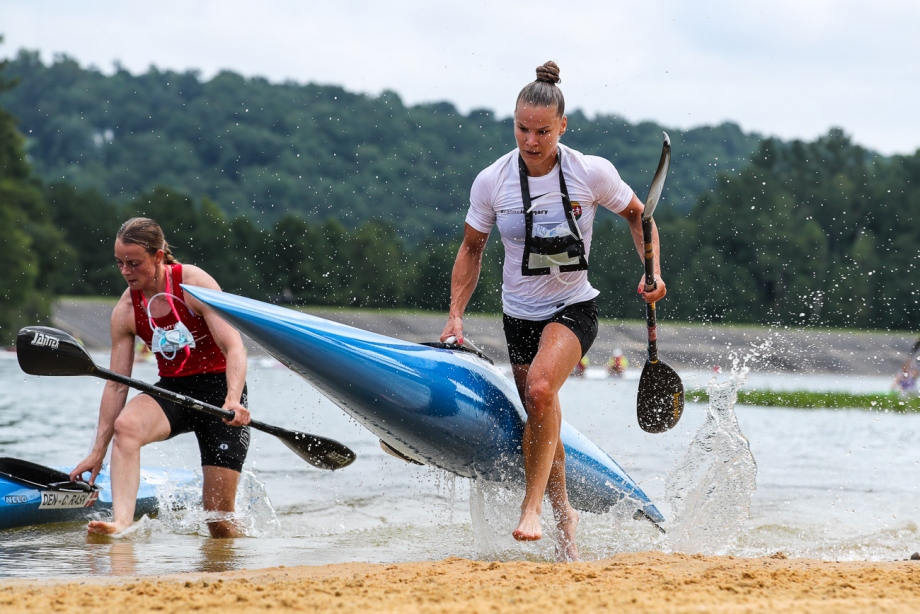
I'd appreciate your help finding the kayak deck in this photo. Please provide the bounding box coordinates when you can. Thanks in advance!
[0,457,197,531]
[182,285,666,526]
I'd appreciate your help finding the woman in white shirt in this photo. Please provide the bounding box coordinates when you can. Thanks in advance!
[440,61,666,561]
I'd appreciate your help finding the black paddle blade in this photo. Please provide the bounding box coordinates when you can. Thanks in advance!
[254,421,356,470]
[637,359,685,433]
[16,326,96,377]
[280,435,355,471]
[15,327,357,471]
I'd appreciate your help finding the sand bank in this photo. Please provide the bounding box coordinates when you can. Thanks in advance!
[2,552,919,613]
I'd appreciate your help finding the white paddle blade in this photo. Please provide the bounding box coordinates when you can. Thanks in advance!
[643,132,671,222]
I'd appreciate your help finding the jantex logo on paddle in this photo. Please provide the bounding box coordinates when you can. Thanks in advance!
[31,331,59,350]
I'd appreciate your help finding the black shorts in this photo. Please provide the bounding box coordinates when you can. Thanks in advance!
[503,299,599,365]
[149,373,250,473]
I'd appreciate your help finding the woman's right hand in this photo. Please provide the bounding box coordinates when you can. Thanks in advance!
[440,315,465,345]
[69,451,105,485]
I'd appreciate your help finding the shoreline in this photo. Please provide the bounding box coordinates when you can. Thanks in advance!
[2,553,919,613]
[53,297,918,377]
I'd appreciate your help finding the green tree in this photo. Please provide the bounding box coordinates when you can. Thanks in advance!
[43,182,123,295]
[0,41,73,342]
[688,155,829,325]
[0,51,761,243]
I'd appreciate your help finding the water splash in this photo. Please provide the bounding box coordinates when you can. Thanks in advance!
[150,469,280,536]
[233,470,282,536]
[665,364,758,555]
[469,480,554,560]
[432,469,459,523]
[148,468,202,526]
[467,478,663,561]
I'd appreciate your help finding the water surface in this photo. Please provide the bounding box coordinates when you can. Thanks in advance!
[0,354,917,578]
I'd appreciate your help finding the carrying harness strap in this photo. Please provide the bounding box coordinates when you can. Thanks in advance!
[519,149,588,276]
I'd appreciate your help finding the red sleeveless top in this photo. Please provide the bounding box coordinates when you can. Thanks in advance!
[131,264,227,377]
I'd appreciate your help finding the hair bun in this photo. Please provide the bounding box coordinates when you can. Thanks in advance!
[535,61,561,85]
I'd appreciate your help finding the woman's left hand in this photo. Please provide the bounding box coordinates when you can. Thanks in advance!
[637,274,667,303]
[223,402,251,427]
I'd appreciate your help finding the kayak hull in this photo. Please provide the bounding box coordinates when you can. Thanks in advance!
[183,286,665,525]
[0,457,195,531]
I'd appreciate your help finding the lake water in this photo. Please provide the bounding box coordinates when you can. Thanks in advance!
[0,353,917,579]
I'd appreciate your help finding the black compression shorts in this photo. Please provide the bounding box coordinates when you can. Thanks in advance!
[502,298,599,365]
[149,373,250,473]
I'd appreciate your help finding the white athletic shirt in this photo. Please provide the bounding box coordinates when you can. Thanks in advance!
[465,144,634,320]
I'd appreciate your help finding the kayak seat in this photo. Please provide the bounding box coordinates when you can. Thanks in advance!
[0,457,100,492]
[420,341,495,365]
[379,440,425,465]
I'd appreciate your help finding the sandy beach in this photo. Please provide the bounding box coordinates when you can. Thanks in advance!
[2,552,919,613]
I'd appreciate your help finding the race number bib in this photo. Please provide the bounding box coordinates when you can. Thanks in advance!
[38,490,99,509]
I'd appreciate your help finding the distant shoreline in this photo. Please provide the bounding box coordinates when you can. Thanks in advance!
[53,296,916,377]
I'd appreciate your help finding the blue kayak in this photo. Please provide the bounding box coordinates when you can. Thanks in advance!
[0,457,196,531]
[183,285,665,526]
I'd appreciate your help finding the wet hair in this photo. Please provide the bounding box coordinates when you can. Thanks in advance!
[515,61,565,118]
[116,217,178,264]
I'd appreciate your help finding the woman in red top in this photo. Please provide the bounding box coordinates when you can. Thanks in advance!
[70,217,251,537]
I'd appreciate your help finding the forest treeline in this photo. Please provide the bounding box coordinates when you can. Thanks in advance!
[2,46,920,346]
[0,49,761,238]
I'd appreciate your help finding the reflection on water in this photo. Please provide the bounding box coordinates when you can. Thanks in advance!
[1,356,919,579]
[0,518,250,578]
[100,540,137,576]
[197,539,243,573]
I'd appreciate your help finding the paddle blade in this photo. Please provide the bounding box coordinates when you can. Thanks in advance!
[254,420,356,470]
[642,132,671,222]
[16,327,97,377]
[278,434,356,470]
[637,359,684,433]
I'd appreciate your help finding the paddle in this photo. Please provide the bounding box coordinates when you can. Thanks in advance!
[636,132,685,433]
[16,326,356,471]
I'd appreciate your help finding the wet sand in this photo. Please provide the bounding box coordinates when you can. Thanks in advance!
[2,552,919,613]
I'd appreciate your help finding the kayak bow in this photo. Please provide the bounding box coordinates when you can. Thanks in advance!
[183,285,665,526]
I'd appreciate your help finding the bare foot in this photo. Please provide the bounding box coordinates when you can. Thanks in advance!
[87,520,129,535]
[554,506,580,562]
[512,509,542,541]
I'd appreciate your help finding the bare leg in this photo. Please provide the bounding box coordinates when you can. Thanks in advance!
[88,395,171,535]
[511,323,582,560]
[202,465,243,538]
[547,436,580,562]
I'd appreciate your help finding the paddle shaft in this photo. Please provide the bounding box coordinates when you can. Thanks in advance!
[642,217,659,364]
[90,365,354,467]
[91,363,272,435]
[17,325,355,469]
[635,133,684,434]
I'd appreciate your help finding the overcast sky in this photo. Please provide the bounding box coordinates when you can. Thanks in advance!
[3,1,918,155]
